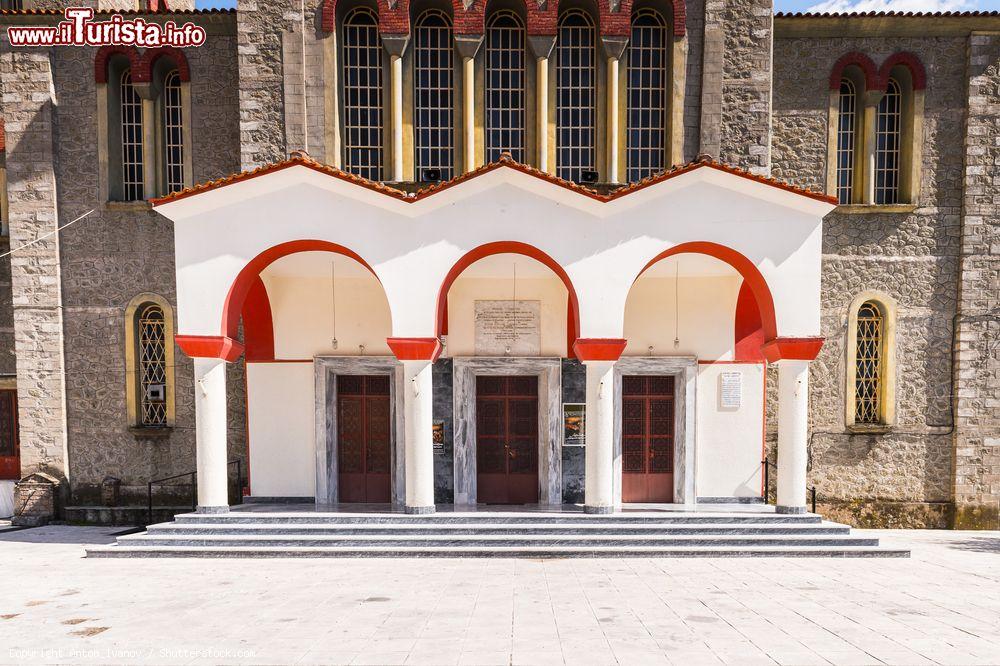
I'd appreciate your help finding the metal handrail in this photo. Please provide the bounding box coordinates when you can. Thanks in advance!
[146,459,242,526]
[761,459,817,514]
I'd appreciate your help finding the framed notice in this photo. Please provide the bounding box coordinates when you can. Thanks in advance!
[720,372,742,409]
[563,403,585,447]
[432,421,445,455]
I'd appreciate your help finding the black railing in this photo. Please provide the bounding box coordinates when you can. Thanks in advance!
[146,459,242,526]
[761,459,817,514]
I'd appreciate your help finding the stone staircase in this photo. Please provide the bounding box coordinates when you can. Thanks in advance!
[86,509,908,558]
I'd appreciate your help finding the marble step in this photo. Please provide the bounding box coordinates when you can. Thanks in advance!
[86,544,910,558]
[172,512,824,526]
[115,533,880,548]
[145,522,851,537]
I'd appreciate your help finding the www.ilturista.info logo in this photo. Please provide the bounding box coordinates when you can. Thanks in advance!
[7,7,206,48]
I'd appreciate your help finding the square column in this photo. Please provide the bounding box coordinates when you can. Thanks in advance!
[193,357,230,513]
[775,359,810,513]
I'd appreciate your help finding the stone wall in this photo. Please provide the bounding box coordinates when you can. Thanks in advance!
[772,33,967,527]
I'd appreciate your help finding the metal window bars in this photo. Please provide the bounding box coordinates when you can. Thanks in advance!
[556,9,597,182]
[855,301,884,424]
[342,7,384,181]
[137,304,167,427]
[874,78,902,205]
[162,70,184,194]
[120,70,144,201]
[626,9,668,183]
[836,78,857,205]
[414,10,455,180]
[485,10,526,163]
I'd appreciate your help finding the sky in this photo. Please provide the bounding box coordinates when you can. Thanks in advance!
[194,0,1000,13]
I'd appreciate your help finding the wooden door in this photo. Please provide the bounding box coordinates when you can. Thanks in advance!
[622,375,674,503]
[0,390,19,480]
[476,376,539,504]
[337,375,391,503]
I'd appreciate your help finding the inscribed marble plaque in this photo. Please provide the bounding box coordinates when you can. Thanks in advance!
[474,300,541,356]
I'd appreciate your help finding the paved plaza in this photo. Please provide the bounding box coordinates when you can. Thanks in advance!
[0,526,998,665]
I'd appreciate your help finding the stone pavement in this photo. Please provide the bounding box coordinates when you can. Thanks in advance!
[0,527,997,665]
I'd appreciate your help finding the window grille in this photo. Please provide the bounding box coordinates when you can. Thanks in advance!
[836,78,857,205]
[875,78,901,205]
[485,10,526,163]
[162,70,184,194]
[414,10,455,180]
[120,70,144,201]
[855,301,883,424]
[626,9,668,183]
[137,304,167,427]
[556,9,596,182]
[342,7,384,181]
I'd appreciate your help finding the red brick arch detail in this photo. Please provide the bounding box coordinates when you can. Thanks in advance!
[94,45,141,84]
[879,52,926,91]
[321,0,412,35]
[828,51,879,91]
[596,0,686,38]
[138,46,191,83]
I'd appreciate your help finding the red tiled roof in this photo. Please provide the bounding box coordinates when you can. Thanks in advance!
[152,153,836,208]
[775,10,999,18]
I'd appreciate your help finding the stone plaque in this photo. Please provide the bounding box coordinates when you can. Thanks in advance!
[474,300,541,356]
[721,371,742,409]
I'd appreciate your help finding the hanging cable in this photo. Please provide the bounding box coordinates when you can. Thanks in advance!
[0,209,95,260]
[331,260,338,350]
[673,260,680,348]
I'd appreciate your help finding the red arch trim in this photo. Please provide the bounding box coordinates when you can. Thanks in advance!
[635,241,779,343]
[138,46,191,82]
[242,276,275,361]
[879,52,926,91]
[434,241,581,356]
[829,51,879,91]
[221,239,380,341]
[94,45,141,83]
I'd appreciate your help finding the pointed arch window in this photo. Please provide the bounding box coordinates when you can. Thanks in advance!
[414,9,455,180]
[846,294,896,429]
[125,294,175,431]
[485,10,526,163]
[342,7,384,181]
[836,78,858,205]
[556,9,596,182]
[626,8,668,183]
[875,78,902,205]
[120,69,144,201]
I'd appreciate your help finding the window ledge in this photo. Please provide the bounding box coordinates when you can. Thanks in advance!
[105,200,153,212]
[834,204,917,215]
[129,426,173,438]
[846,424,893,434]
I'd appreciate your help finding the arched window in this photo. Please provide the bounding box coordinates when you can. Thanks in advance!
[626,8,668,183]
[342,7,384,181]
[485,10,526,163]
[835,78,858,205]
[161,70,184,194]
[846,294,895,429]
[120,69,144,201]
[875,78,902,205]
[414,9,455,180]
[125,294,175,430]
[556,9,596,182]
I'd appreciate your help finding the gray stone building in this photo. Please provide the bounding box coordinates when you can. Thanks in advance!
[0,0,996,528]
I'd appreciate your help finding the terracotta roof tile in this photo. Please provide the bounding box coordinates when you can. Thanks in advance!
[0,7,235,15]
[775,10,999,18]
[152,153,836,208]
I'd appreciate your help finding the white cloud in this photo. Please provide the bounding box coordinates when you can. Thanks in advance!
[805,0,974,12]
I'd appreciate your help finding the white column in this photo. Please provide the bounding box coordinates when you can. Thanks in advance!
[402,359,435,513]
[463,56,475,173]
[776,359,810,513]
[536,56,548,172]
[606,56,619,184]
[390,54,404,182]
[194,357,229,513]
[584,360,616,513]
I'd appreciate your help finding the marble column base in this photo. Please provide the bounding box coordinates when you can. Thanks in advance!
[196,505,230,514]
[405,505,436,515]
[583,505,615,514]
[776,504,806,514]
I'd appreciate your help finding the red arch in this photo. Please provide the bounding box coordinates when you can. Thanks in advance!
[634,241,778,343]
[879,52,926,91]
[221,239,381,341]
[138,46,191,83]
[828,51,879,91]
[94,45,141,83]
[434,241,581,355]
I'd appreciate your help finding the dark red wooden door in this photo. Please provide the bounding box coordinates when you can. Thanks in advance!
[337,375,391,503]
[476,376,539,504]
[622,375,674,503]
[0,390,19,480]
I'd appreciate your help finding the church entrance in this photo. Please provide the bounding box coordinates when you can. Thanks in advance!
[475,375,539,504]
[621,375,675,503]
[336,375,391,503]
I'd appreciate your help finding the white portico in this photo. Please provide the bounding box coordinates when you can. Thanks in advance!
[153,155,835,515]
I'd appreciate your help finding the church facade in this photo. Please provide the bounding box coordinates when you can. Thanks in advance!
[0,0,997,528]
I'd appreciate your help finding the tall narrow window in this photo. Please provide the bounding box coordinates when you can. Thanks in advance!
[414,10,455,180]
[836,78,857,205]
[342,7,384,181]
[162,70,184,194]
[875,78,901,205]
[854,301,883,425]
[137,303,167,428]
[626,8,668,183]
[485,10,526,163]
[120,70,144,201]
[556,9,596,182]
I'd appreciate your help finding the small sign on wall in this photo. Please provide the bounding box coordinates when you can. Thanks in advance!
[432,421,445,455]
[720,371,742,409]
[563,403,585,447]
[474,300,541,356]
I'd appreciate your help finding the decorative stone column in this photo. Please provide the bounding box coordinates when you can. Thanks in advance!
[387,337,441,514]
[383,36,410,182]
[177,336,244,513]
[763,337,824,514]
[455,35,484,173]
[528,36,556,173]
[575,338,628,514]
[602,37,628,184]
